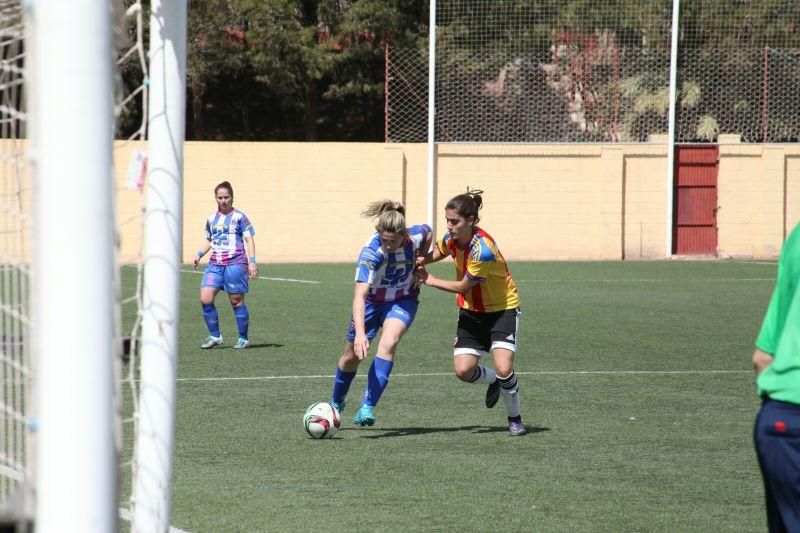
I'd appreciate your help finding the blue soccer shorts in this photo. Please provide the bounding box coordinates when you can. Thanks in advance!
[201,263,249,294]
[346,297,419,342]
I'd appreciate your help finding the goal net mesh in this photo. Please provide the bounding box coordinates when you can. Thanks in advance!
[0,0,30,516]
[0,0,152,523]
[113,0,149,522]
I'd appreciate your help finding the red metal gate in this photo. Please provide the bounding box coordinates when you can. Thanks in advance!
[673,145,719,255]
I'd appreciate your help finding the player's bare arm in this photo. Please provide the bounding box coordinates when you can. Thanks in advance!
[752,348,774,376]
[245,235,258,278]
[192,239,212,269]
[417,245,444,267]
[417,267,478,295]
[352,282,371,359]
[417,230,433,259]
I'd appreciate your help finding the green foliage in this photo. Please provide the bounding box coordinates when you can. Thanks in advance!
[680,81,701,108]
[179,0,427,140]
[697,114,720,141]
[114,0,800,141]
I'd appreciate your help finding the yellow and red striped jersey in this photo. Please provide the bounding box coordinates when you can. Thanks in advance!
[436,228,520,312]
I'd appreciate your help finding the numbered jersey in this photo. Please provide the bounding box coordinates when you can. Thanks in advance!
[355,224,431,302]
[204,209,255,266]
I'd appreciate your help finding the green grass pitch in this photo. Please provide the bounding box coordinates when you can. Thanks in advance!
[120,260,775,532]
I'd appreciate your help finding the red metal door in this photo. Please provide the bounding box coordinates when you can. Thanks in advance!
[673,145,719,255]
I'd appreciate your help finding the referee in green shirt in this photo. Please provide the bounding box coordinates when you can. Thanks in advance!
[753,222,800,532]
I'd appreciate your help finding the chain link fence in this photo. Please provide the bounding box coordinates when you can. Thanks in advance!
[387,1,800,144]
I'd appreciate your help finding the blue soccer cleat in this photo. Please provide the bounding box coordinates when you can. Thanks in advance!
[353,404,376,426]
[330,400,345,414]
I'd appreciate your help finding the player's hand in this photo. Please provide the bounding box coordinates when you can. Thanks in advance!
[752,349,773,376]
[192,257,199,270]
[248,263,259,279]
[354,334,370,360]
[415,255,426,268]
[415,264,430,285]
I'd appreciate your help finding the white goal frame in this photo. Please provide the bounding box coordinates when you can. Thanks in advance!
[32,1,186,531]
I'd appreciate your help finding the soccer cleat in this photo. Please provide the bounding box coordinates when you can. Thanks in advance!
[233,338,250,349]
[508,416,527,436]
[200,335,223,349]
[485,379,501,408]
[330,400,345,414]
[353,404,376,427]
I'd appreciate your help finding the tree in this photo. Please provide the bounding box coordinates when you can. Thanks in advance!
[244,0,425,141]
[185,0,250,139]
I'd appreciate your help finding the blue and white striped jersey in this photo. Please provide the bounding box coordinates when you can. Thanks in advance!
[204,209,255,266]
[354,224,431,302]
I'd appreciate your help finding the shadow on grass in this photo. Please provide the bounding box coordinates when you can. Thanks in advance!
[353,425,551,438]
[242,343,284,349]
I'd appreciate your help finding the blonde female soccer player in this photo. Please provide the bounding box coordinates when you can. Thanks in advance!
[415,189,525,436]
[192,181,258,349]
[330,200,431,426]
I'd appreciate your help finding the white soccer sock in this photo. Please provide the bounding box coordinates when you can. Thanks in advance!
[468,364,497,384]
[497,372,520,417]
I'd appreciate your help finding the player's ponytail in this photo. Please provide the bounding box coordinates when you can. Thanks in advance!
[214,180,234,199]
[362,199,407,234]
[446,187,484,225]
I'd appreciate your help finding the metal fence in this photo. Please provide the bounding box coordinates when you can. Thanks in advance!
[386,1,800,144]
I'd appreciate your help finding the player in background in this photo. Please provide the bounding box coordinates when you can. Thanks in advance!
[415,189,526,436]
[330,200,432,426]
[752,222,800,532]
[192,180,258,349]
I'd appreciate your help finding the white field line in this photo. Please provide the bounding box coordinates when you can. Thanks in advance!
[177,369,749,383]
[179,269,773,285]
[118,507,189,533]
[731,261,777,266]
[180,269,321,284]
[514,278,775,283]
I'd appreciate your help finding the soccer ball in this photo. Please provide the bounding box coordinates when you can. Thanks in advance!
[303,402,341,439]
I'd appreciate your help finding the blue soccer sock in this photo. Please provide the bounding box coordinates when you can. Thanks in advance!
[233,303,249,340]
[202,303,220,337]
[332,366,357,405]
[363,356,394,407]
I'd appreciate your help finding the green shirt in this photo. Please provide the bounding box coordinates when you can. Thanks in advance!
[756,223,800,404]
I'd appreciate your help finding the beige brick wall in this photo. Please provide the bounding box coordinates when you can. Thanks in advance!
[182,142,406,263]
[623,148,669,259]
[717,144,800,258]
[13,138,792,265]
[53,140,799,264]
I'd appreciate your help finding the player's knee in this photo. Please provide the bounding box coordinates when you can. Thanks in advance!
[454,366,475,382]
[340,345,359,365]
[377,336,401,355]
[495,363,514,377]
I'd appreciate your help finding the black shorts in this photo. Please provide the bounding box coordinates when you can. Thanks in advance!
[453,308,520,357]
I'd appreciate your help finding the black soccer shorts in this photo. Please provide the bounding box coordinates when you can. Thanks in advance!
[453,307,520,357]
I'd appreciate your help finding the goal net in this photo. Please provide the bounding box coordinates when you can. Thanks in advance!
[0,0,177,529]
[113,0,150,526]
[0,0,31,521]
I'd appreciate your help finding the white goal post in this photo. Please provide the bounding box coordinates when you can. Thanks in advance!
[132,0,186,531]
[34,1,117,529]
[26,0,186,531]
